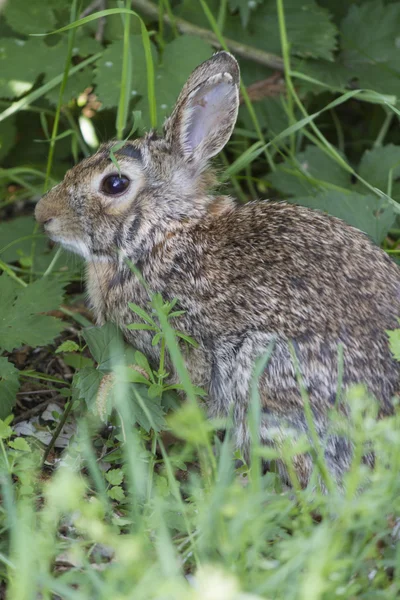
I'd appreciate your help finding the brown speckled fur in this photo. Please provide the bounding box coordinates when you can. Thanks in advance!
[35,52,400,487]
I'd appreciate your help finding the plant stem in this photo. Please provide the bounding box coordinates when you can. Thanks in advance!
[44,0,79,191]
[116,0,132,139]
[161,0,178,38]
[276,0,296,154]
[374,110,393,148]
[0,259,27,287]
[199,0,275,171]
[217,0,228,33]
[42,247,63,278]
[41,400,73,467]
[0,439,10,473]
[158,337,166,385]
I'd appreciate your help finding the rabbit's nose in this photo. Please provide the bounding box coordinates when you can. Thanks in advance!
[35,200,55,225]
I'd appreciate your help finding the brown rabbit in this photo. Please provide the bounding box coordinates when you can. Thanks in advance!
[35,52,400,486]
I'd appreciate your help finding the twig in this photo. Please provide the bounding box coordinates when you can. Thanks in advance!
[16,390,57,396]
[80,0,107,43]
[131,0,284,70]
[41,400,74,467]
[13,398,59,424]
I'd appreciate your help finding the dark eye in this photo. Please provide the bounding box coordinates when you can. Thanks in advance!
[101,174,130,195]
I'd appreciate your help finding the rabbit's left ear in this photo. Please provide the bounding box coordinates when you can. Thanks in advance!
[165,52,240,169]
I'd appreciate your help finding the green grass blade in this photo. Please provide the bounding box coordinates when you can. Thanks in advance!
[116,0,133,139]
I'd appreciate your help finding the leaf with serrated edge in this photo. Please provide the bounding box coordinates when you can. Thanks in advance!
[0,277,65,352]
[107,486,125,501]
[179,0,338,60]
[128,385,166,432]
[291,190,395,244]
[387,329,400,362]
[94,35,155,110]
[106,468,124,486]
[0,357,20,419]
[83,322,136,370]
[4,0,56,35]
[269,145,351,197]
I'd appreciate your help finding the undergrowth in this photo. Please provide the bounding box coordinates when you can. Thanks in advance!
[1,0,400,598]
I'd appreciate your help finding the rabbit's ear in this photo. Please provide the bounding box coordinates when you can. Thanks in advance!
[165,52,239,168]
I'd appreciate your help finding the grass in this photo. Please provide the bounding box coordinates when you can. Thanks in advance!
[2,378,400,598]
[1,1,400,598]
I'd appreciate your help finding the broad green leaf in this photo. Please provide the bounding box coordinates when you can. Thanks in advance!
[35,37,100,106]
[75,363,165,431]
[294,1,400,98]
[0,277,65,352]
[82,323,136,370]
[0,216,50,265]
[291,190,396,244]
[0,38,51,98]
[74,366,104,409]
[0,37,97,101]
[0,357,20,419]
[129,384,166,432]
[112,365,150,386]
[63,354,94,370]
[239,96,293,142]
[94,35,155,110]
[148,383,163,399]
[341,1,400,70]
[292,58,353,94]
[45,69,92,107]
[316,0,351,23]
[269,146,351,197]
[340,1,400,98]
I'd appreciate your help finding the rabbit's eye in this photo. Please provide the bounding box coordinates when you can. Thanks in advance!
[101,174,130,195]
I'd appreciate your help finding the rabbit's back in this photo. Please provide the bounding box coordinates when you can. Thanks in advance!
[167,201,400,333]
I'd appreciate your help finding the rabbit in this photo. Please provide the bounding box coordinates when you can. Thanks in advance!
[35,51,400,487]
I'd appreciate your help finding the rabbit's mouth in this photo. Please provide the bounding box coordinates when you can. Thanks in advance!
[45,230,92,260]
[59,238,92,259]
[51,233,113,263]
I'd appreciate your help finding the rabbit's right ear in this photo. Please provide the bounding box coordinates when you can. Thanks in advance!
[165,52,240,170]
